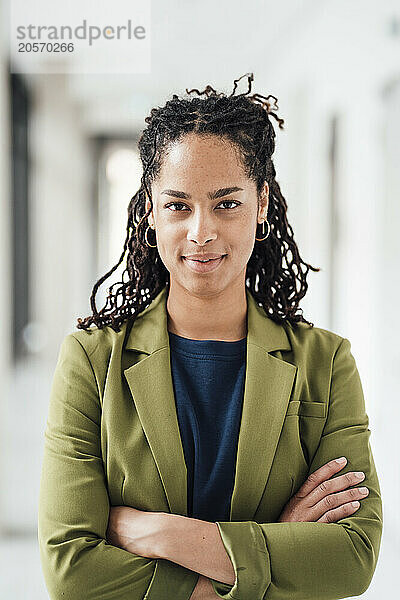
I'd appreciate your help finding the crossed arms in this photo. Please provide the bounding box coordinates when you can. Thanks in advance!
[38,334,383,599]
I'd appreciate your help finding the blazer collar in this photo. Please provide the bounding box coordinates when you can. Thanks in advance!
[123,284,296,521]
[125,284,291,354]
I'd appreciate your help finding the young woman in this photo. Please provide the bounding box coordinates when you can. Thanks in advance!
[38,73,383,600]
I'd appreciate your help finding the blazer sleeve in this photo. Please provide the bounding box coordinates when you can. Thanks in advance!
[209,337,383,600]
[38,333,199,600]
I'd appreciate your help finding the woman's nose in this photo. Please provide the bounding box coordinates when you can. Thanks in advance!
[186,216,218,245]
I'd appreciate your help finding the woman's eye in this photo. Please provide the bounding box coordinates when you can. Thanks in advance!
[166,202,189,211]
[217,200,240,209]
[165,201,240,211]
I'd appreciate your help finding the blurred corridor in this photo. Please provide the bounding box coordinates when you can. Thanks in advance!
[0,0,399,597]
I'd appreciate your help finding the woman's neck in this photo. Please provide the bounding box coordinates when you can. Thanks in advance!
[166,281,248,341]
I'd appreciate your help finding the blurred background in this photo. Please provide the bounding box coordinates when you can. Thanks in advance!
[0,0,399,597]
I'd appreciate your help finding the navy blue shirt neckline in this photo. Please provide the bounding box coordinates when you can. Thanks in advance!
[168,331,247,358]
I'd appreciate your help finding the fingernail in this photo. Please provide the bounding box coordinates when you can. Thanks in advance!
[336,457,347,464]
[355,472,365,479]
[352,501,360,507]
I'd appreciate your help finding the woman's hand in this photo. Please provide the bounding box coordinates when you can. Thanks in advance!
[106,506,166,559]
[190,574,220,599]
[278,457,369,523]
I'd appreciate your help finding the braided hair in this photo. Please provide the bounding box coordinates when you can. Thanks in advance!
[77,72,321,332]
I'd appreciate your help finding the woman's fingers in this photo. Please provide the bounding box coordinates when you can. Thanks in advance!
[295,457,349,499]
[316,500,362,523]
[278,456,369,524]
[306,469,366,506]
[311,486,369,520]
[294,456,369,523]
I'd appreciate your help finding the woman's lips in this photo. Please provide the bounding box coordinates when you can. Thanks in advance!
[182,255,226,273]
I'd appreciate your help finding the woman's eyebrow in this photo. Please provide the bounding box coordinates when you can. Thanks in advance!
[161,186,244,200]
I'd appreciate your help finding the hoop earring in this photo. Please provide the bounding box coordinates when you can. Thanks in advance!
[145,224,157,248]
[255,219,270,241]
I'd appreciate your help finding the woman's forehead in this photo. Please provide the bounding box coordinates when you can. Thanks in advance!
[157,139,247,182]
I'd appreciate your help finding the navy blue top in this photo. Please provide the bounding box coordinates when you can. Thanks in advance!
[168,331,247,522]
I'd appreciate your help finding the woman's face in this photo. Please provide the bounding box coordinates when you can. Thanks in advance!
[145,133,269,298]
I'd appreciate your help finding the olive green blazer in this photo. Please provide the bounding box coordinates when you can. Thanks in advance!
[38,285,383,600]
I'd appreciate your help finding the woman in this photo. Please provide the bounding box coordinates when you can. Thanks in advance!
[38,73,383,600]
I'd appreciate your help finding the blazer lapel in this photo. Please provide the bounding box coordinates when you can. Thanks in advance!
[123,287,188,516]
[123,285,297,521]
[229,294,297,520]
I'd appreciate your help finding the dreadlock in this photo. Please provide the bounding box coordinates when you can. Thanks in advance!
[77,72,321,333]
